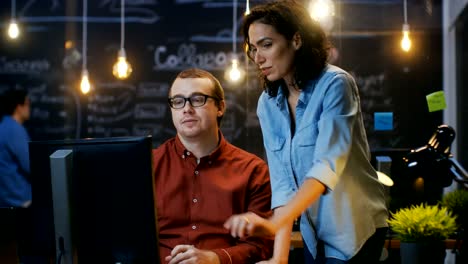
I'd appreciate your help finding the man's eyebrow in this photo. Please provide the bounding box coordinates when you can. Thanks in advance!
[170,92,205,98]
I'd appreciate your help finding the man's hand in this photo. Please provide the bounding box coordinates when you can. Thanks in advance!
[165,245,221,264]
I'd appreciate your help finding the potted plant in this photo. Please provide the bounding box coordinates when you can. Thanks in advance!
[387,203,457,264]
[441,189,468,230]
[441,189,468,263]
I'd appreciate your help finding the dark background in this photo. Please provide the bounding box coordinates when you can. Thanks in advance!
[0,0,443,159]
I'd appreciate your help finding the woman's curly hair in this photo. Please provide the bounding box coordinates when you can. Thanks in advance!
[242,0,330,96]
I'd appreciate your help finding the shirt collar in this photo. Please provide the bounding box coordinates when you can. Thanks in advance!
[274,78,317,109]
[174,130,227,161]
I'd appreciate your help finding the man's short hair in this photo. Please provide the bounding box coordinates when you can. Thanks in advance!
[170,68,225,125]
[0,88,29,117]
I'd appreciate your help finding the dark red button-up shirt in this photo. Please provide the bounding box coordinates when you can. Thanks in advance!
[153,132,273,264]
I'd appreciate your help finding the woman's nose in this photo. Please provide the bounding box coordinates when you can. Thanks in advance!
[254,52,265,65]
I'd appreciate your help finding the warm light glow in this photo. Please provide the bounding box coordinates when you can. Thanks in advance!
[229,60,241,81]
[309,0,335,21]
[413,177,425,192]
[80,70,91,94]
[376,171,394,187]
[81,0,89,94]
[112,49,133,79]
[225,59,244,83]
[401,24,412,52]
[244,0,250,15]
[65,40,73,49]
[7,20,20,39]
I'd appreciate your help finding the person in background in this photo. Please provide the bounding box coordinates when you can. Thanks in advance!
[224,1,388,263]
[0,88,32,208]
[153,68,273,264]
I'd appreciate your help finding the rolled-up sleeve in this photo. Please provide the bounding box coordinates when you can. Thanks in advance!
[306,73,359,191]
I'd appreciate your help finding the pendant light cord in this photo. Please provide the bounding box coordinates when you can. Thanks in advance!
[82,0,88,71]
[403,0,408,24]
[121,0,125,50]
[11,0,16,19]
[232,0,237,54]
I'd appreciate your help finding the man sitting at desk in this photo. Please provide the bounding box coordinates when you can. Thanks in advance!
[153,68,273,264]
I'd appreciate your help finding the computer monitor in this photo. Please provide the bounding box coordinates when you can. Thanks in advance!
[28,136,160,264]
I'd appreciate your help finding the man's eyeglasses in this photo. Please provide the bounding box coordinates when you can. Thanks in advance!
[167,94,219,109]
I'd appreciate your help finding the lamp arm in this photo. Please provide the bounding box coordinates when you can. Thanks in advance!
[448,157,468,187]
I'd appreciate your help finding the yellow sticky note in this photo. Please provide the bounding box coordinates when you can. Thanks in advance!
[426,91,446,112]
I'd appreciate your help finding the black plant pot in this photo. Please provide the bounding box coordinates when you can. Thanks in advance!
[400,241,446,264]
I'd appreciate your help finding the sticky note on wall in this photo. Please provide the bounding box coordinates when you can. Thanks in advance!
[426,91,446,112]
[374,112,393,131]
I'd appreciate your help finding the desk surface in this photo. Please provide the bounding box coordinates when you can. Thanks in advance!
[291,231,460,249]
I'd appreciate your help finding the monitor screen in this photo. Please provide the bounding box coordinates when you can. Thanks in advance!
[28,136,159,264]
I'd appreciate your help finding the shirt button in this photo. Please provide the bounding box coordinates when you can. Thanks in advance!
[192,225,197,230]
[194,171,199,175]
[187,151,191,156]
[182,154,185,159]
[193,198,198,203]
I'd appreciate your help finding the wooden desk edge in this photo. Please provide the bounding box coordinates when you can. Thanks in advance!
[290,231,461,249]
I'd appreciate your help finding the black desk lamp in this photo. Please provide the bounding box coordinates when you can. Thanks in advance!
[400,125,468,263]
[402,125,468,204]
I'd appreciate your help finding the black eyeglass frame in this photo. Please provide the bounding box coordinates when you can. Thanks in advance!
[167,93,220,109]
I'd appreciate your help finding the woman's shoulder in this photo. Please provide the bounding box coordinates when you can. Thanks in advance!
[258,90,275,106]
[323,64,353,80]
[314,64,356,90]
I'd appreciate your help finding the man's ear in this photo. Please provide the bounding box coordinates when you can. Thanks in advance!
[292,32,303,50]
[217,100,226,117]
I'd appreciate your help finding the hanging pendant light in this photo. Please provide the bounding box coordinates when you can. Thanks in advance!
[112,0,133,79]
[401,0,412,52]
[244,0,250,16]
[7,0,20,39]
[225,0,245,83]
[80,0,92,94]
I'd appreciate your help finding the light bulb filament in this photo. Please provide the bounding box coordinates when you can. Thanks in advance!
[113,51,133,79]
[225,59,244,83]
[245,0,250,15]
[7,20,20,39]
[401,24,411,52]
[80,71,91,94]
[229,60,241,81]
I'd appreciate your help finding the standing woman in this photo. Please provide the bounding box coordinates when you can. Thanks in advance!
[224,1,388,263]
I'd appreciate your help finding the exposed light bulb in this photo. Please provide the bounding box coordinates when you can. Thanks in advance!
[81,0,90,94]
[401,23,411,52]
[7,20,20,39]
[309,0,335,21]
[244,0,250,15]
[80,70,91,94]
[229,65,241,82]
[225,59,244,83]
[112,49,133,79]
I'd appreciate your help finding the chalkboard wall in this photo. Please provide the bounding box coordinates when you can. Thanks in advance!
[0,0,443,157]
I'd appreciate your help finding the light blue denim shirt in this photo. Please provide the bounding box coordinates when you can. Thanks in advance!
[257,64,388,260]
